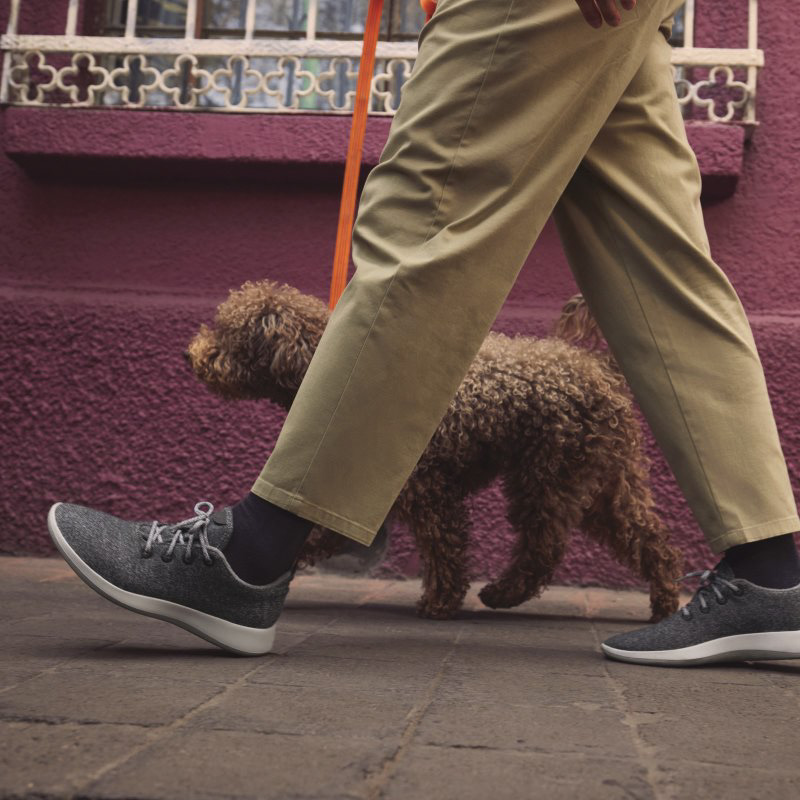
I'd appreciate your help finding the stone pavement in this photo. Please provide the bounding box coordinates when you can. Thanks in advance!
[2,557,800,800]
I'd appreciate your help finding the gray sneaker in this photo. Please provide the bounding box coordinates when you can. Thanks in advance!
[601,561,800,666]
[47,500,291,656]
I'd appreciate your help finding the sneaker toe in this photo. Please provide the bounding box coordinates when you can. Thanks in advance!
[50,502,143,582]
[602,612,695,654]
[603,628,655,652]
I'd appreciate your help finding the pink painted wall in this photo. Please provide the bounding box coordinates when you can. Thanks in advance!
[2,0,799,592]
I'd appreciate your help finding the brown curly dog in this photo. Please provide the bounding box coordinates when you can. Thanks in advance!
[186,280,681,621]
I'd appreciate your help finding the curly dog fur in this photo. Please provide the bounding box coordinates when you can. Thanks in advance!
[186,280,682,621]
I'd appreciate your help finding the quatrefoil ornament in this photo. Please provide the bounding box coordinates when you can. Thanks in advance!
[58,52,109,106]
[693,66,749,123]
[108,54,160,107]
[264,56,316,110]
[372,58,413,114]
[160,53,214,109]
[317,57,359,111]
[209,55,264,109]
[8,50,58,104]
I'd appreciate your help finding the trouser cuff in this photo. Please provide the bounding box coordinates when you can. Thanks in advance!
[706,515,800,554]
[250,477,377,546]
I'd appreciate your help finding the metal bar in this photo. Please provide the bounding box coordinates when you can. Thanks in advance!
[0,0,21,103]
[244,0,257,41]
[5,0,20,35]
[185,0,197,39]
[65,0,80,35]
[748,0,758,49]
[307,0,318,42]
[125,0,138,38]
[745,0,759,124]
[193,0,204,38]
[683,0,694,49]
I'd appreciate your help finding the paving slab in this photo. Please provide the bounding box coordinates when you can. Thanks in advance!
[2,556,800,800]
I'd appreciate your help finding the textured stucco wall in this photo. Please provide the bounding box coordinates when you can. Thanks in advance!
[1,0,799,592]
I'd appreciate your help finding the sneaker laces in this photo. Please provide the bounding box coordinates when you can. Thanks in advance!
[142,501,216,565]
[678,568,743,619]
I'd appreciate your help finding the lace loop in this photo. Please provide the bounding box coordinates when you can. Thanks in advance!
[142,501,216,566]
[678,568,741,619]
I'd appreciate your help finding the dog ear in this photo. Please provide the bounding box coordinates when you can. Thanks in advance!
[260,308,319,392]
[553,293,605,350]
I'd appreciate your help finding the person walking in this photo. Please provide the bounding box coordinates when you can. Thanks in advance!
[47,0,800,665]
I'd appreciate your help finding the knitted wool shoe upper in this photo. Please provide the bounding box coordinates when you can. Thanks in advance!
[48,501,291,654]
[602,560,800,665]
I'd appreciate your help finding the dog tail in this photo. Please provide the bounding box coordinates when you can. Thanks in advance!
[552,293,606,351]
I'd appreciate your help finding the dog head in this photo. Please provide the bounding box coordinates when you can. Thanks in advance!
[186,279,330,406]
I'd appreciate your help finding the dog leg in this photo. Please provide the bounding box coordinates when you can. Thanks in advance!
[478,474,579,610]
[413,496,471,620]
[583,466,682,622]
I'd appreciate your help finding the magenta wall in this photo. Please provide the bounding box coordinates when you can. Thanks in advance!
[2,0,799,591]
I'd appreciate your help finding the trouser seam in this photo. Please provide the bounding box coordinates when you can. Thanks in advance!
[590,181,729,537]
[290,0,518,500]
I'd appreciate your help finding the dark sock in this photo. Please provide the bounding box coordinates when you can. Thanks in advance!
[226,492,314,585]
[723,533,800,589]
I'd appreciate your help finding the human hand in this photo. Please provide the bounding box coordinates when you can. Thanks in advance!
[574,0,637,28]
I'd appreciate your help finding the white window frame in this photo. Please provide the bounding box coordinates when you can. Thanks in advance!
[0,0,763,123]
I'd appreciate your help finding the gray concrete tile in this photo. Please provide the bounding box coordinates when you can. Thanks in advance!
[0,662,226,726]
[248,652,441,691]
[636,713,800,771]
[288,631,457,664]
[456,614,599,648]
[415,696,636,758]
[0,720,149,799]
[613,671,799,718]
[652,760,800,799]
[0,633,117,691]
[187,682,419,740]
[437,660,616,707]
[86,728,392,800]
[383,745,653,800]
[2,604,195,645]
[450,638,607,677]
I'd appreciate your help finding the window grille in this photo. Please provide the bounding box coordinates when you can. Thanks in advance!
[0,0,763,123]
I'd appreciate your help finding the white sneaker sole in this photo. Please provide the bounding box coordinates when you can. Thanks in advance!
[602,630,800,666]
[47,503,276,656]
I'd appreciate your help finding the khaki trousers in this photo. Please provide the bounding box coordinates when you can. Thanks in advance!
[253,0,800,554]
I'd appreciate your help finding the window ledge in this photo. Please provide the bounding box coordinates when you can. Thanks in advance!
[684,121,745,203]
[3,107,745,200]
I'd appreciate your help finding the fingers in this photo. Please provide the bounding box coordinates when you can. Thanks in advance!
[574,0,603,28]
[595,0,622,26]
[574,0,637,29]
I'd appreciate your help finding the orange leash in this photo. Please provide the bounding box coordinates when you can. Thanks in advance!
[329,0,437,309]
[420,0,437,23]
[329,0,385,309]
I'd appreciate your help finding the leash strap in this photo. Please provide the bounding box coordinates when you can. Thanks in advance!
[330,0,438,308]
[420,0,437,23]
[329,0,385,309]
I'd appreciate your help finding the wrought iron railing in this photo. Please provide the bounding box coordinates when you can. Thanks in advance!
[0,0,763,123]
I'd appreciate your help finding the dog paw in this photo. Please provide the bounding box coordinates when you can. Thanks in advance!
[416,598,458,620]
[649,586,680,622]
[478,582,517,609]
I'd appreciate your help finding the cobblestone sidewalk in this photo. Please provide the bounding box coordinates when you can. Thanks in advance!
[2,557,800,799]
